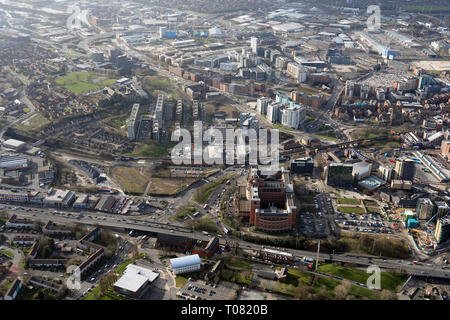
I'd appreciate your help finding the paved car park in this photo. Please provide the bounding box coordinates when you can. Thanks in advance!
[335,213,393,234]
[298,194,334,237]
[177,279,236,300]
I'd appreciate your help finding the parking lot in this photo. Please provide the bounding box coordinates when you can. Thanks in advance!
[335,213,393,234]
[298,194,334,237]
[177,279,237,300]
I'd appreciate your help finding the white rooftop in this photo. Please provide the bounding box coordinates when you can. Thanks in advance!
[114,264,159,293]
[3,139,25,147]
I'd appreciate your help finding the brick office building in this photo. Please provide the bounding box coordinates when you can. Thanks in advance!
[236,167,297,232]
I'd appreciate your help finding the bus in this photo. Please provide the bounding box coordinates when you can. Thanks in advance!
[223,227,229,234]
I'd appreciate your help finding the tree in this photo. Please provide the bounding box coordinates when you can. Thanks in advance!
[131,243,139,259]
[294,281,316,300]
[334,279,352,300]
[98,273,118,296]
[380,290,397,300]
[33,222,43,232]
[317,285,328,300]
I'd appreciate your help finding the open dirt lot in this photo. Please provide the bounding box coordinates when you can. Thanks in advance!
[412,60,450,71]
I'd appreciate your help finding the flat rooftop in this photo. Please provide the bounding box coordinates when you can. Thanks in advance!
[114,264,159,293]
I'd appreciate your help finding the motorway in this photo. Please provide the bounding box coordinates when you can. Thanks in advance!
[4,204,450,279]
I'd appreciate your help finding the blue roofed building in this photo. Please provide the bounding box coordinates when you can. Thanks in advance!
[170,254,201,275]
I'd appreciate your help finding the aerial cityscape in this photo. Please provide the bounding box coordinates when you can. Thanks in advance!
[0,0,449,304]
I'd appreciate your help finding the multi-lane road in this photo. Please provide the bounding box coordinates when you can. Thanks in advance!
[4,204,450,279]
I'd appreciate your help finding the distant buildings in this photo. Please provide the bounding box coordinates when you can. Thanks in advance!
[434,215,450,244]
[251,37,258,54]
[266,102,281,123]
[43,189,76,208]
[290,157,313,174]
[159,26,167,39]
[289,91,326,108]
[256,97,269,115]
[4,279,22,300]
[394,159,415,180]
[416,198,436,220]
[378,164,393,182]
[263,93,306,129]
[0,155,29,171]
[325,163,353,188]
[5,214,34,229]
[192,236,220,258]
[441,140,450,162]
[127,103,142,141]
[42,221,72,236]
[286,62,308,83]
[3,139,26,152]
[352,162,372,182]
[390,180,412,190]
[255,247,295,264]
[435,202,450,219]
[280,105,305,129]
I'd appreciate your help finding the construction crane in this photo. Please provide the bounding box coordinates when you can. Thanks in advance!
[425,213,438,233]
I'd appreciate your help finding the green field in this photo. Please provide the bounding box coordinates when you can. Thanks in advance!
[401,5,450,12]
[338,206,366,214]
[175,271,202,287]
[54,72,116,94]
[111,166,150,195]
[224,257,253,269]
[297,85,321,95]
[367,139,402,149]
[0,249,14,258]
[317,264,408,292]
[188,216,220,234]
[363,200,378,206]
[221,269,253,285]
[83,286,127,300]
[366,207,380,214]
[271,267,383,299]
[116,258,134,274]
[338,198,361,205]
[142,76,185,100]
[125,142,175,158]
[316,132,339,142]
[13,112,50,133]
[107,114,128,130]
[336,234,411,259]
[170,206,197,222]
[0,216,7,227]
